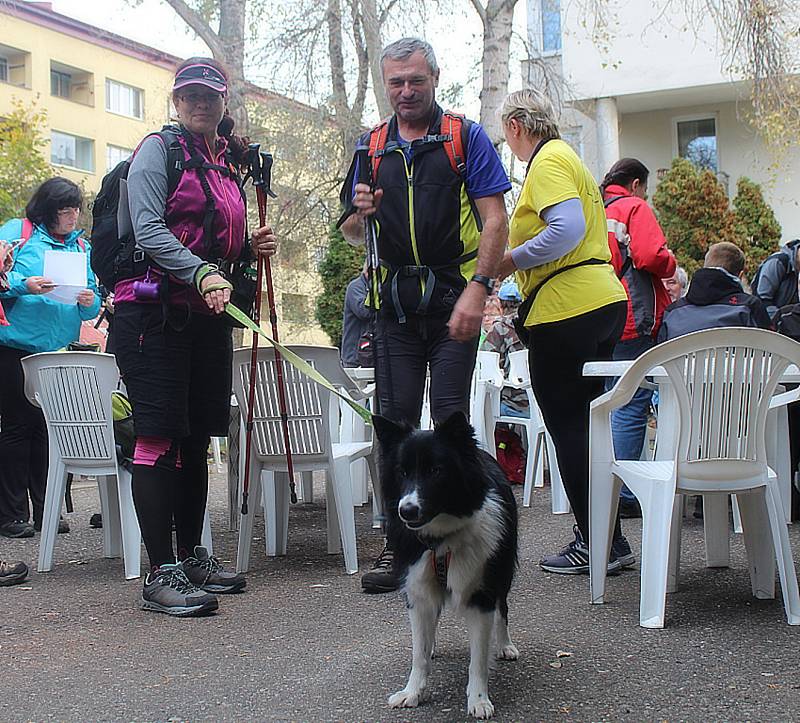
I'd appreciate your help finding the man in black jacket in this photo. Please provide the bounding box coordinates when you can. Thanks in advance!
[753,239,800,318]
[658,242,772,342]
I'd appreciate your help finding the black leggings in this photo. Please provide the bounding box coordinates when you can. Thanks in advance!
[0,346,47,526]
[529,302,627,542]
[131,433,211,569]
[375,312,478,426]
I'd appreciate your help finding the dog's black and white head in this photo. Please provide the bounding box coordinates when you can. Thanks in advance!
[373,412,495,539]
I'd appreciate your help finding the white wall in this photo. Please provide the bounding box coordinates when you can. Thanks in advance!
[556,0,733,101]
[619,101,800,239]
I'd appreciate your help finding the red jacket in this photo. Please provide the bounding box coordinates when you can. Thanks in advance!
[604,184,676,341]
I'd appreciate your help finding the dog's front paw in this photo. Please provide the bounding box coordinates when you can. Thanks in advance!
[468,695,495,719]
[389,688,424,709]
[496,643,519,660]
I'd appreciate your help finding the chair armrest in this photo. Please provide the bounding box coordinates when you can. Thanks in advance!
[770,386,800,410]
[589,389,615,413]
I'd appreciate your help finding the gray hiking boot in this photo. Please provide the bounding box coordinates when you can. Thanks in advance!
[0,559,29,586]
[141,563,219,617]
[181,546,246,594]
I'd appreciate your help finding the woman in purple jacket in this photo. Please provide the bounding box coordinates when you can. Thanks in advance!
[114,57,277,617]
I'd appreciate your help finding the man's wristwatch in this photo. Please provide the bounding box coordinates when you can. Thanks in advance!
[470,274,495,293]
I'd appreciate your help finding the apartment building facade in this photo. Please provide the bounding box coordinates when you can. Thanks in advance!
[526,0,800,236]
[0,0,177,190]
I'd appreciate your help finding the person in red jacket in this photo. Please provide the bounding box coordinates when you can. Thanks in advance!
[602,158,676,517]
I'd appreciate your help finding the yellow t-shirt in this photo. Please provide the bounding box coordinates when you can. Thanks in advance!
[509,139,627,326]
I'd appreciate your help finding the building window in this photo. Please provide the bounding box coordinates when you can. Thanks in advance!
[51,69,71,99]
[106,144,133,171]
[676,117,718,173]
[51,131,94,172]
[0,44,30,88]
[106,79,143,120]
[282,293,310,323]
[541,0,562,53]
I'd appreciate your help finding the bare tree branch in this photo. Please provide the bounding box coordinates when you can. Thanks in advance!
[469,0,486,24]
[163,0,223,55]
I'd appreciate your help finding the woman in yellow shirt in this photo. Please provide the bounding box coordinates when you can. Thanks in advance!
[495,89,630,574]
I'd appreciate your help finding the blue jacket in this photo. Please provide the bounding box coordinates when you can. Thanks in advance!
[0,218,101,353]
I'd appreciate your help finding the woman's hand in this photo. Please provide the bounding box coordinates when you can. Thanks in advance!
[200,273,231,314]
[251,226,278,258]
[26,276,56,294]
[495,251,518,281]
[77,289,95,307]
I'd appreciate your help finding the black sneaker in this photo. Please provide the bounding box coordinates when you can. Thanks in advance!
[89,513,103,529]
[539,526,622,575]
[33,517,70,534]
[0,560,29,586]
[619,496,642,519]
[361,545,399,593]
[612,535,636,568]
[181,546,246,594]
[0,520,34,539]
[141,563,219,617]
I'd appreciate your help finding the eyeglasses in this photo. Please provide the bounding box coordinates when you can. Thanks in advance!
[57,207,81,217]
[178,92,224,106]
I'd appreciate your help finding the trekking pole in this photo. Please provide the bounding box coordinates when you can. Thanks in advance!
[240,146,296,516]
[356,149,390,531]
[356,149,393,418]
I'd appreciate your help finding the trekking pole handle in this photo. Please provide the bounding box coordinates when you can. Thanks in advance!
[259,151,277,199]
[356,148,373,189]
[244,143,261,187]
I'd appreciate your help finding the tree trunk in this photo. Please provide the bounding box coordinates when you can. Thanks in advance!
[163,0,250,135]
[477,0,517,148]
[219,0,249,134]
[360,0,391,119]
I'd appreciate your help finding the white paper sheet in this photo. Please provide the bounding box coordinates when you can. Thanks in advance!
[43,250,87,304]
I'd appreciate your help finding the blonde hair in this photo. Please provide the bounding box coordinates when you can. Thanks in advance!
[500,89,560,140]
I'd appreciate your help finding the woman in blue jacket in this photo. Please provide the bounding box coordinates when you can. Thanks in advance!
[0,177,100,538]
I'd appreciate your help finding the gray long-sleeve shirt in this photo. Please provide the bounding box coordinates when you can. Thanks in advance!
[126,136,204,285]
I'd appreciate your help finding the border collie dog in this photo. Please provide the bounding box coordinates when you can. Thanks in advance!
[373,412,519,720]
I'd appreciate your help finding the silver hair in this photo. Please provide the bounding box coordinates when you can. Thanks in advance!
[500,88,560,140]
[675,266,688,291]
[380,38,439,75]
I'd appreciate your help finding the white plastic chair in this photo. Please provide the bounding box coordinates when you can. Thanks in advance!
[588,328,800,628]
[471,351,504,451]
[232,345,377,574]
[23,351,212,580]
[22,352,141,578]
[472,350,567,511]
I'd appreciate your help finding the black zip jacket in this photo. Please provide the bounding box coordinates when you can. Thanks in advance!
[658,267,772,342]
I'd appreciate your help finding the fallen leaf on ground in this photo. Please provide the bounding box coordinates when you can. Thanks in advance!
[549,661,563,669]
[556,650,573,658]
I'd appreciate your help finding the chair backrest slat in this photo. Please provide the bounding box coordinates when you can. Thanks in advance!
[611,330,799,471]
[21,353,118,463]
[659,341,788,465]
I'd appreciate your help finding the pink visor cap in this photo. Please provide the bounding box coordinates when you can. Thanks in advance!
[173,63,228,94]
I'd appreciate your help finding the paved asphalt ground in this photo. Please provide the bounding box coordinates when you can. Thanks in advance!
[2,467,800,722]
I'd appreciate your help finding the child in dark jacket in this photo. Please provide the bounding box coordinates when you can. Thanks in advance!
[658,242,772,342]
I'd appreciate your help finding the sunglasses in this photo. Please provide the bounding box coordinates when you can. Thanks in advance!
[178,92,224,106]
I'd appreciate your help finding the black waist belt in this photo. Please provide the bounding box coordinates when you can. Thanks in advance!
[381,249,478,323]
